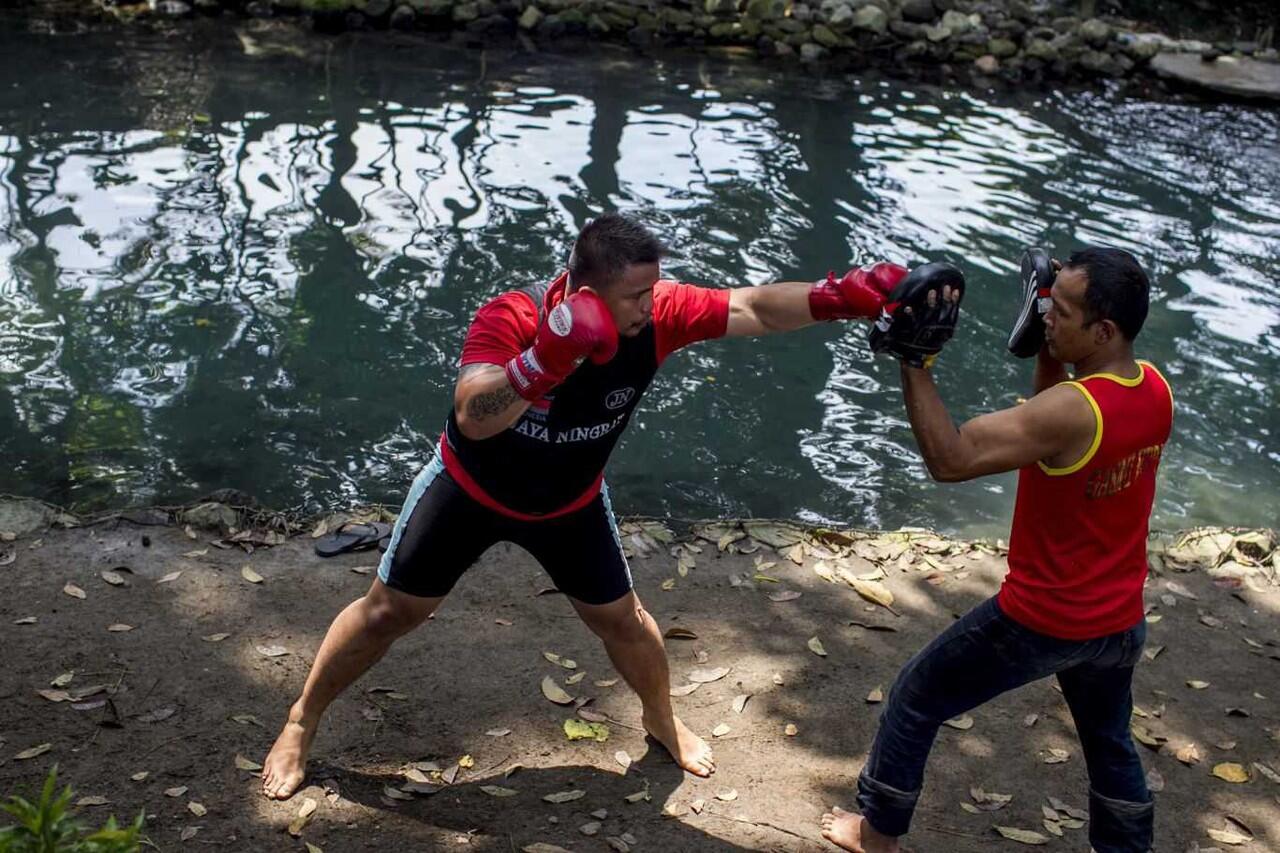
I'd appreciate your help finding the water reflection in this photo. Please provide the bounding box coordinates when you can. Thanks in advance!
[0,22,1276,536]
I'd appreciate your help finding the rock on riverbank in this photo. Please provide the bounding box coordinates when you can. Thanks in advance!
[72,0,1280,92]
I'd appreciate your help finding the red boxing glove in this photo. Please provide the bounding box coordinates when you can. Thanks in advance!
[505,289,619,401]
[809,262,909,321]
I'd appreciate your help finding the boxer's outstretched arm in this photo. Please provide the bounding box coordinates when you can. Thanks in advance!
[725,281,817,336]
[899,366,1095,482]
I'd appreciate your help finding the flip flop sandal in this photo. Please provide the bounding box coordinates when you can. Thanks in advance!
[314,522,391,558]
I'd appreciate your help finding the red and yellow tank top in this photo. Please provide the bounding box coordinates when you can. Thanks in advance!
[997,360,1174,640]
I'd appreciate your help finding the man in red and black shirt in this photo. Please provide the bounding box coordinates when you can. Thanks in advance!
[262,213,939,798]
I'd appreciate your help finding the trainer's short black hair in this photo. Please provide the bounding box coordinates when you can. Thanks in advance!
[569,213,667,288]
[1065,246,1150,341]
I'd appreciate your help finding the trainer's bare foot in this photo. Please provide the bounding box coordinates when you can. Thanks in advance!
[821,806,899,853]
[642,711,715,777]
[261,715,315,800]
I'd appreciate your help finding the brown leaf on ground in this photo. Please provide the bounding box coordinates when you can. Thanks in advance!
[663,627,698,640]
[241,565,264,584]
[541,675,574,705]
[732,694,750,714]
[1211,763,1250,783]
[14,743,52,760]
[807,636,828,657]
[687,666,731,684]
[944,715,974,731]
[1175,743,1201,765]
[287,797,317,837]
[866,686,883,703]
[543,789,586,804]
[992,825,1049,844]
[62,583,86,599]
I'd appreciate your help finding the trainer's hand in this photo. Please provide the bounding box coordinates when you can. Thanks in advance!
[505,289,619,400]
[1007,247,1056,359]
[809,262,908,321]
[868,261,965,369]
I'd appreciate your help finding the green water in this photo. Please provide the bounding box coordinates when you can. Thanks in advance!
[1,21,1277,537]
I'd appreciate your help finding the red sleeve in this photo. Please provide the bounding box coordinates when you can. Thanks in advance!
[459,292,540,366]
[653,281,730,365]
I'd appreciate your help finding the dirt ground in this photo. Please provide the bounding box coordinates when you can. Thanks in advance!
[0,518,1278,853]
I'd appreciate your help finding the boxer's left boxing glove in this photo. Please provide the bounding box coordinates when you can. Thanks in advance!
[1008,247,1055,359]
[505,289,619,401]
[809,262,908,321]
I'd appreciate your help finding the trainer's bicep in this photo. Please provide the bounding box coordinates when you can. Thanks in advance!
[955,395,1074,478]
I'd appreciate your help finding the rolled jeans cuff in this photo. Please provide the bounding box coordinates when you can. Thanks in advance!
[1088,788,1154,853]
[855,770,919,838]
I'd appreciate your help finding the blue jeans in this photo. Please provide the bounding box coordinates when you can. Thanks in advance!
[858,597,1152,853]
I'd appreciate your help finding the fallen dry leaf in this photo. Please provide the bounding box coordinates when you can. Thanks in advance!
[480,785,518,797]
[663,627,698,640]
[287,797,317,837]
[15,743,52,760]
[241,565,264,584]
[712,723,731,737]
[1211,763,1250,783]
[164,786,188,797]
[1041,748,1070,764]
[541,675,574,705]
[1175,743,1201,766]
[486,727,512,737]
[100,571,127,587]
[235,754,262,772]
[202,633,230,642]
[1207,826,1252,845]
[62,583,86,600]
[187,801,207,817]
[807,636,828,657]
[543,789,586,804]
[993,825,1049,845]
[256,645,288,657]
[784,723,798,736]
[157,571,182,584]
[130,772,149,782]
[563,719,609,742]
[866,686,884,704]
[106,624,134,633]
[687,666,731,684]
[943,715,974,731]
[715,789,738,801]
[732,694,750,714]
[767,590,802,602]
[595,678,618,688]
[1186,679,1210,690]
[76,796,109,807]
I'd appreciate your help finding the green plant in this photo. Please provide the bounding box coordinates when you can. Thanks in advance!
[0,767,144,853]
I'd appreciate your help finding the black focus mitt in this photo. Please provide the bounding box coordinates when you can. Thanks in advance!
[868,262,965,369]
[1007,247,1055,358]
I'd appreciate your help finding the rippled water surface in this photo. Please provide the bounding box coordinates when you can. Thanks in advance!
[2,21,1277,535]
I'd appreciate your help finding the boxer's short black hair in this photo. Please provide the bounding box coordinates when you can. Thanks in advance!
[570,213,667,288]
[1066,246,1150,341]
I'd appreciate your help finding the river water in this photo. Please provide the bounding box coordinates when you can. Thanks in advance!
[1,20,1277,536]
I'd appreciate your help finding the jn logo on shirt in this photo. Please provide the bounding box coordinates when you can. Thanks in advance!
[605,388,636,410]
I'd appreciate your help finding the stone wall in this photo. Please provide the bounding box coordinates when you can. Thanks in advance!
[102,0,1280,86]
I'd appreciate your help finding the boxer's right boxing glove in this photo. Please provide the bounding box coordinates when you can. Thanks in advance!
[505,289,619,401]
[1008,247,1055,359]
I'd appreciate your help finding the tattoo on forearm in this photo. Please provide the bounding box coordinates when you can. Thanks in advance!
[467,384,520,421]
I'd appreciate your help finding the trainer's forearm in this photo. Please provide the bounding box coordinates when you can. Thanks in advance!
[455,368,533,440]
[740,281,819,334]
[900,365,966,482]
[1032,345,1069,396]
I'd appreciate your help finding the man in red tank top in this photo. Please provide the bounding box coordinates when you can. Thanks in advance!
[822,247,1170,853]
